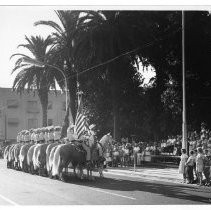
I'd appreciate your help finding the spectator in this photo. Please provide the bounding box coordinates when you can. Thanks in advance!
[196,147,204,186]
[203,149,210,186]
[179,149,188,183]
[185,150,195,184]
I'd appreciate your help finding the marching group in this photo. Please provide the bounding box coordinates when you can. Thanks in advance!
[3,123,107,181]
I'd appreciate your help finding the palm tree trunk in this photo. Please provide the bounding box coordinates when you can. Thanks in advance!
[68,78,77,122]
[38,89,48,127]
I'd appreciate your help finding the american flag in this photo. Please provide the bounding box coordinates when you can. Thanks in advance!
[75,92,89,139]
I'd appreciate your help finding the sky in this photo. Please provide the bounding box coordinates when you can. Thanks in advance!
[0,6,158,89]
[0,7,60,88]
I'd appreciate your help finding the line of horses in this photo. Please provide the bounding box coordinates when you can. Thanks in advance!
[3,133,113,182]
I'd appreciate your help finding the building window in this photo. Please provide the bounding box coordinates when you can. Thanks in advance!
[48,119,53,126]
[7,118,19,126]
[48,101,53,110]
[27,101,39,113]
[7,99,18,108]
[28,119,38,129]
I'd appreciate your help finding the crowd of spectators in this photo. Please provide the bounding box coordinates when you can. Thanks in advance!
[179,147,211,186]
[105,122,211,168]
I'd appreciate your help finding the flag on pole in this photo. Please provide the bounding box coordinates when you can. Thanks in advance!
[75,92,89,139]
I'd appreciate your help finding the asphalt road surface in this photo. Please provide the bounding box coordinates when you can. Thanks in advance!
[0,159,210,205]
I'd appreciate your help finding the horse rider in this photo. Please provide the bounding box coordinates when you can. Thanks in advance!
[80,124,102,164]
[54,126,61,143]
[35,128,41,144]
[17,132,21,143]
[48,126,54,143]
[38,128,45,144]
[29,129,34,144]
[24,130,30,144]
[31,129,37,144]
[67,124,78,142]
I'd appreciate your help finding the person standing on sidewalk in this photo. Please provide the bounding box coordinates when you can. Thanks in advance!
[179,149,188,183]
[196,147,204,186]
[185,150,195,184]
[203,149,210,186]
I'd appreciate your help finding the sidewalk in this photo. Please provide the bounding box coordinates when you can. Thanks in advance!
[104,165,182,184]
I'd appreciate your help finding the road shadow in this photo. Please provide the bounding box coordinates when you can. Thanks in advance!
[63,174,211,204]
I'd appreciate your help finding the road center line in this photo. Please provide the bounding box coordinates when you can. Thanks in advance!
[0,193,19,206]
[87,187,136,200]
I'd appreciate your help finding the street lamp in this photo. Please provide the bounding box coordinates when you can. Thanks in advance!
[22,57,68,112]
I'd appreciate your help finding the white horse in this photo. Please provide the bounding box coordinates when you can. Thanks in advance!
[27,144,36,174]
[46,142,60,176]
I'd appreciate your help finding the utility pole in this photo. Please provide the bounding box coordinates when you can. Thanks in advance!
[182,11,187,150]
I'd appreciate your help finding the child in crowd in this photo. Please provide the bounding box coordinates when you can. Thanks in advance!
[203,149,211,186]
[196,147,204,186]
[179,149,188,183]
[185,150,195,184]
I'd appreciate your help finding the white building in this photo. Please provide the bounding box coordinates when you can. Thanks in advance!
[0,88,66,143]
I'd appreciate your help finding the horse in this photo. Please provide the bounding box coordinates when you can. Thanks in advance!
[19,143,33,172]
[32,143,42,173]
[51,143,85,181]
[27,144,37,174]
[46,142,61,177]
[7,144,16,169]
[36,143,50,176]
[3,145,11,162]
[51,133,113,182]
[32,143,50,176]
[13,143,23,170]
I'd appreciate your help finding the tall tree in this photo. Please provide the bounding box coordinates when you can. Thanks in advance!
[11,35,63,127]
[34,10,81,122]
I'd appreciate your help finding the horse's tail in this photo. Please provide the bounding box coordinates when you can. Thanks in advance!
[19,147,25,169]
[46,145,51,172]
[48,145,59,173]
[33,145,39,170]
[51,146,62,176]
[3,146,9,160]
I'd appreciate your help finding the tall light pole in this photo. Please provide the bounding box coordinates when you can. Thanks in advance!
[22,58,68,112]
[182,11,187,150]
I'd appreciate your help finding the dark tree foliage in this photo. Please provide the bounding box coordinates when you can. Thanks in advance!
[32,10,211,141]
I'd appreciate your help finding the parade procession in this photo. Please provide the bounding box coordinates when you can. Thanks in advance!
[3,122,112,182]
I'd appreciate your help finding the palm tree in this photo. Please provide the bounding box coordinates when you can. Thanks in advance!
[11,35,64,127]
[34,10,81,122]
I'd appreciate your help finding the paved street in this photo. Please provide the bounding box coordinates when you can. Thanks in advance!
[0,159,210,205]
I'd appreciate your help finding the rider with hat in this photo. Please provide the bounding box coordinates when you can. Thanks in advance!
[54,126,61,142]
[24,130,30,143]
[67,124,78,142]
[48,126,54,143]
[80,124,103,163]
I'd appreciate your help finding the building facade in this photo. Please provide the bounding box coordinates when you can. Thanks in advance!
[0,88,66,143]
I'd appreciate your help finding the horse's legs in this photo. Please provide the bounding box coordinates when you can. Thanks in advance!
[30,162,34,175]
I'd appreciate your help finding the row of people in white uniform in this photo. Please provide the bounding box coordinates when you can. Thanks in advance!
[16,124,103,162]
[16,126,62,143]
